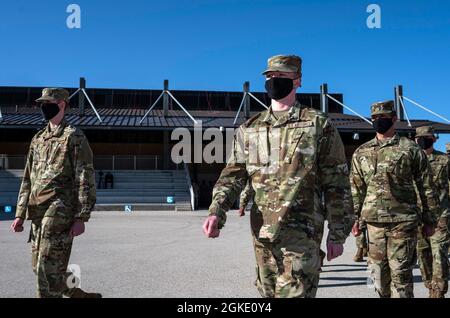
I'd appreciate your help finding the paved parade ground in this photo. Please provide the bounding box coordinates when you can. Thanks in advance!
[0,210,435,298]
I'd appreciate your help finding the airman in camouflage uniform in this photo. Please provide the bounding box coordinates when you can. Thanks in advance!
[11,88,99,298]
[351,101,440,298]
[203,55,354,298]
[414,126,450,298]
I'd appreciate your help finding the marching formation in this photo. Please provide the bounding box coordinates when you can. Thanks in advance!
[203,54,450,298]
[10,55,449,298]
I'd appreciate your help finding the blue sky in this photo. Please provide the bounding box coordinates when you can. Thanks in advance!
[0,0,449,150]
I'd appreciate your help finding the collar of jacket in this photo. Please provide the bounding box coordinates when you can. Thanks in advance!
[367,134,400,148]
[260,100,303,127]
[428,150,440,162]
[43,118,68,140]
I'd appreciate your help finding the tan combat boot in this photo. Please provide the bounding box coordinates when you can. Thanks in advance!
[65,288,102,298]
[363,248,368,257]
[429,288,444,298]
[319,249,326,272]
[353,248,364,262]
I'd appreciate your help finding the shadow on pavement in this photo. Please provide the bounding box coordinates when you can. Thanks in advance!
[322,268,367,273]
[320,276,368,281]
[319,275,424,289]
[319,281,369,288]
[413,275,423,283]
[322,264,368,268]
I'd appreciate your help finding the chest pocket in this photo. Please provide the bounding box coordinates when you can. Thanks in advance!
[53,139,69,163]
[389,152,410,179]
[284,121,315,165]
[32,140,51,174]
[285,131,304,164]
[433,162,447,185]
[244,126,269,176]
[33,137,70,174]
[359,155,375,180]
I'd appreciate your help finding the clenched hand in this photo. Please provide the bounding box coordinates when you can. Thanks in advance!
[70,220,85,238]
[11,218,24,233]
[202,215,220,238]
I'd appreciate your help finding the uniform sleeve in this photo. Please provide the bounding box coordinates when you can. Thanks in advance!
[208,126,248,229]
[15,143,34,219]
[413,149,440,227]
[350,153,367,220]
[239,182,254,210]
[73,134,96,221]
[318,119,355,244]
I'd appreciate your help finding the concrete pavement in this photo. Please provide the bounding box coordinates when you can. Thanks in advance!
[0,210,436,298]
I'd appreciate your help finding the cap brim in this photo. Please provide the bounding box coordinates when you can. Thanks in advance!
[36,96,58,103]
[415,133,434,138]
[262,66,298,75]
[371,110,395,116]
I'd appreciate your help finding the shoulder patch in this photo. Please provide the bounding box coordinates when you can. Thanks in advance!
[302,106,326,118]
[300,107,328,128]
[436,151,449,163]
[67,126,87,145]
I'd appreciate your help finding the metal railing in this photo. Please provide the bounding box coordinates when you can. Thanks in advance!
[94,155,181,170]
[183,163,195,211]
[0,155,26,170]
[0,155,181,171]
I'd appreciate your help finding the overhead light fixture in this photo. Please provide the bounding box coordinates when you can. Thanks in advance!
[353,132,360,140]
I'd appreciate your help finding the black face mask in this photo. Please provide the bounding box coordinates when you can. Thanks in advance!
[417,137,434,150]
[265,77,294,100]
[40,103,61,120]
[373,118,394,134]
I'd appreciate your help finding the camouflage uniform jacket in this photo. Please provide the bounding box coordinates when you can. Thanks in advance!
[15,119,96,221]
[351,135,440,226]
[419,150,449,219]
[208,101,354,243]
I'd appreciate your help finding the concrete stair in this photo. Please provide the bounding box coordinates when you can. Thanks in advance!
[95,170,192,211]
[0,170,22,206]
[0,169,193,212]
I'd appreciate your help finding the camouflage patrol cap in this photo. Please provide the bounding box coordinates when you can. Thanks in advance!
[371,100,396,116]
[36,88,70,103]
[262,55,302,76]
[415,126,435,138]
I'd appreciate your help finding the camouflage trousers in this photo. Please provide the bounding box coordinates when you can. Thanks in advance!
[30,216,76,298]
[253,226,321,298]
[416,217,450,294]
[367,221,418,298]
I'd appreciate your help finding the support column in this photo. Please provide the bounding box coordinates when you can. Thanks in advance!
[394,85,404,121]
[163,130,170,170]
[243,81,250,118]
[320,83,329,114]
[79,77,86,116]
[163,79,169,117]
